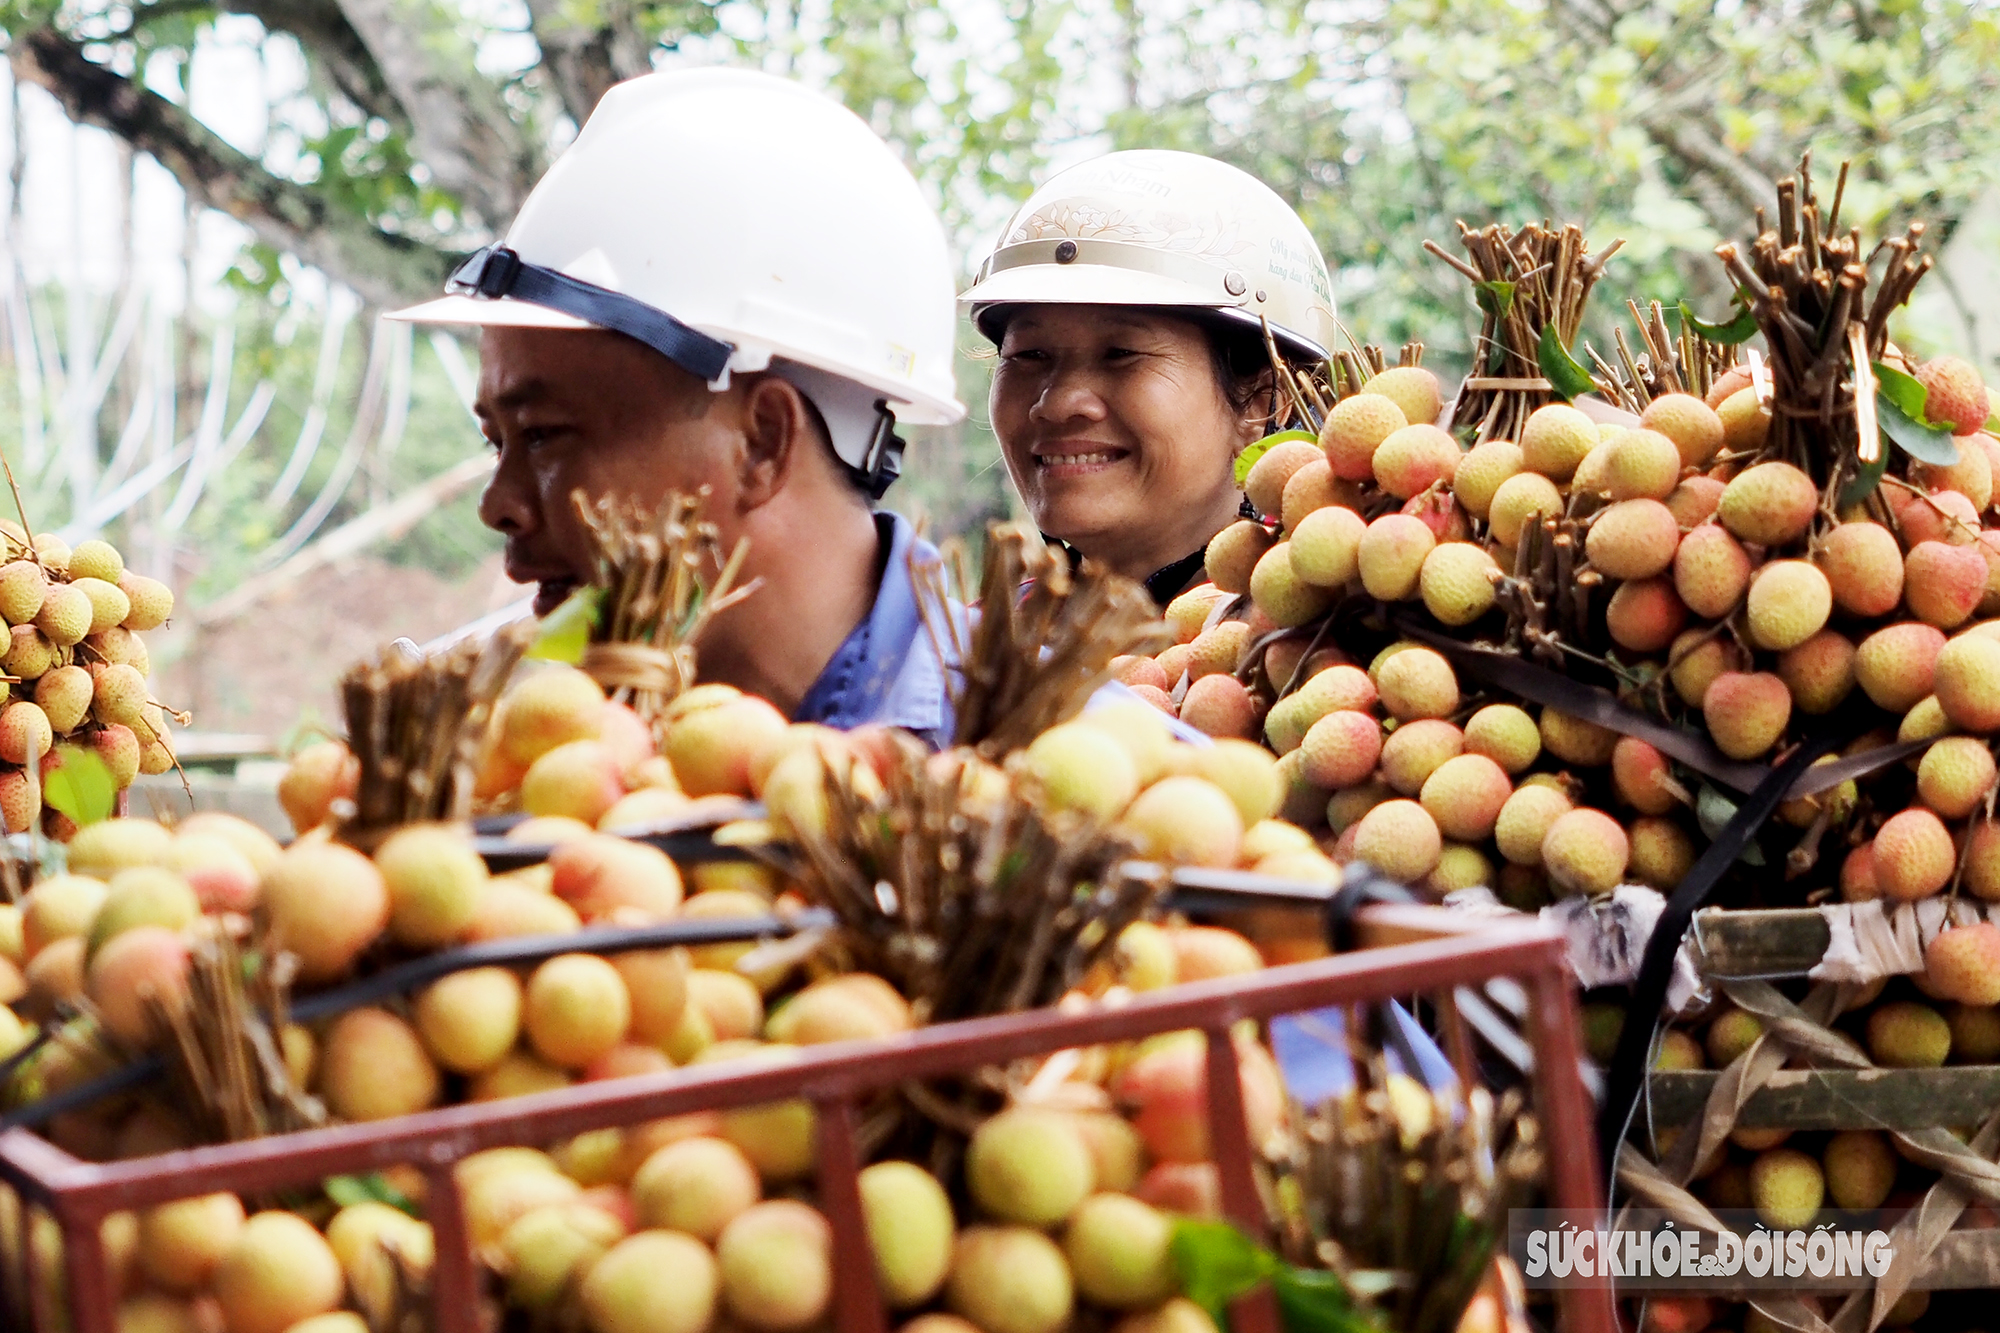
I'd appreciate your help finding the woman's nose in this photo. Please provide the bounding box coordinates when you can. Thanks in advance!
[1029,365,1108,426]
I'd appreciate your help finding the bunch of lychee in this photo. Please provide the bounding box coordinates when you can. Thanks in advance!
[12,907,1296,1333]
[0,531,178,837]
[1108,353,2000,910]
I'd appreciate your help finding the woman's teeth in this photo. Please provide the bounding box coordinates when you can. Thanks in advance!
[1041,451,1120,466]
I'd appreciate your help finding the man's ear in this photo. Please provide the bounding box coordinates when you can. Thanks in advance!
[735,375,813,511]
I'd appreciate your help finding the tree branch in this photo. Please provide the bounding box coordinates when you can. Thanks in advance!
[11,26,452,309]
[332,0,540,226]
[1641,113,1778,227]
[216,0,406,129]
[522,0,650,127]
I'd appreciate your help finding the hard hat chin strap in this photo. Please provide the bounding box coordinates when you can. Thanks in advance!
[448,245,735,384]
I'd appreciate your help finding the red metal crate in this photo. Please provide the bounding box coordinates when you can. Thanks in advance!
[0,905,1610,1333]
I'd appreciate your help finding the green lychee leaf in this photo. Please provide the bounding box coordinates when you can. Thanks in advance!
[1875,368,1960,467]
[324,1172,420,1217]
[1171,1219,1280,1325]
[1679,295,1759,346]
[1234,430,1319,489]
[1473,280,1514,319]
[1839,449,1889,508]
[1271,1267,1380,1333]
[42,747,114,829]
[1695,783,1765,866]
[1535,324,1596,402]
[527,586,603,664]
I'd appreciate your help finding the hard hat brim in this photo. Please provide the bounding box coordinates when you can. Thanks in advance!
[960,264,1329,362]
[385,294,596,331]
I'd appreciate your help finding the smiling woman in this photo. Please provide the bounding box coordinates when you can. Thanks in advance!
[963,151,1336,603]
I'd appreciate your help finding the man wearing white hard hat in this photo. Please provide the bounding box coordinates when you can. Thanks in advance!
[961,150,1335,604]
[392,69,967,743]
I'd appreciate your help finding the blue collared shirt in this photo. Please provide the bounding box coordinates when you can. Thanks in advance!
[794,511,961,748]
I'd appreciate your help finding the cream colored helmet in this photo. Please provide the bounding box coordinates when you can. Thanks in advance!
[391,68,964,499]
[960,149,1336,361]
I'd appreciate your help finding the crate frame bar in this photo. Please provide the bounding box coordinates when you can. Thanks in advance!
[0,906,1610,1333]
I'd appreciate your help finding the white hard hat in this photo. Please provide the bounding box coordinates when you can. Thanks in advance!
[391,67,966,497]
[960,149,1336,362]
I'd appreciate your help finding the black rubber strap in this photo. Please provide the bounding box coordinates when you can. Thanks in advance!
[1593,706,1864,1182]
[449,246,735,383]
[1143,549,1211,607]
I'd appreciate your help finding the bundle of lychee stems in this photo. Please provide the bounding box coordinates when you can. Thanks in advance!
[574,489,754,737]
[1281,1076,1543,1333]
[338,623,532,842]
[1590,299,1736,412]
[919,523,1170,756]
[1713,154,1931,501]
[1427,222,1622,445]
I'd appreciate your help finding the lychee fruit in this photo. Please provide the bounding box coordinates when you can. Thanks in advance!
[1022,722,1139,820]
[1062,1193,1176,1309]
[1777,630,1857,715]
[1520,403,1598,481]
[1375,646,1457,721]
[263,842,389,982]
[1924,922,2000,1006]
[579,1231,717,1333]
[1872,807,1956,900]
[317,1007,442,1121]
[1298,711,1382,789]
[1671,523,1751,618]
[1243,440,1323,519]
[1486,472,1563,548]
[72,577,130,635]
[1822,1130,1896,1212]
[0,701,51,767]
[1250,542,1335,625]
[1749,1148,1824,1230]
[1855,621,1947,712]
[374,822,488,948]
[1718,461,1816,547]
[1178,674,1256,740]
[1541,808,1629,896]
[966,1108,1094,1227]
[1539,708,1618,766]
[1896,486,1980,546]
[1350,799,1442,883]
[415,967,523,1074]
[1493,784,1572,866]
[1605,577,1687,653]
[1703,672,1791,759]
[1164,587,1227,644]
[1669,625,1742,709]
[1285,505,1365,590]
[1917,736,1996,817]
[1184,621,1250,680]
[1627,816,1695,891]
[1359,366,1442,425]
[212,1211,344,1333]
[1192,738,1283,825]
[1419,753,1512,841]
[1452,440,1522,519]
[34,583,91,646]
[1717,386,1771,453]
[859,1160,955,1309]
[1640,393,1725,468]
[1585,499,1680,580]
[1934,632,2000,731]
[1378,718,1463,794]
[1355,514,1435,601]
[1418,541,1497,626]
[1282,457,1350,531]
[1867,999,1952,1066]
[91,663,150,732]
[119,574,174,631]
[1665,475,1725,528]
[1203,521,1274,594]
[1611,737,1678,815]
[1905,540,1987,628]
[1118,776,1244,868]
[1605,427,1683,500]
[1372,424,1460,499]
[138,1192,245,1292]
[33,666,92,736]
[1916,354,1991,433]
[1463,703,1540,773]
[1745,559,1832,651]
[1319,393,1406,481]
[946,1227,1074,1333]
[1915,433,1994,511]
